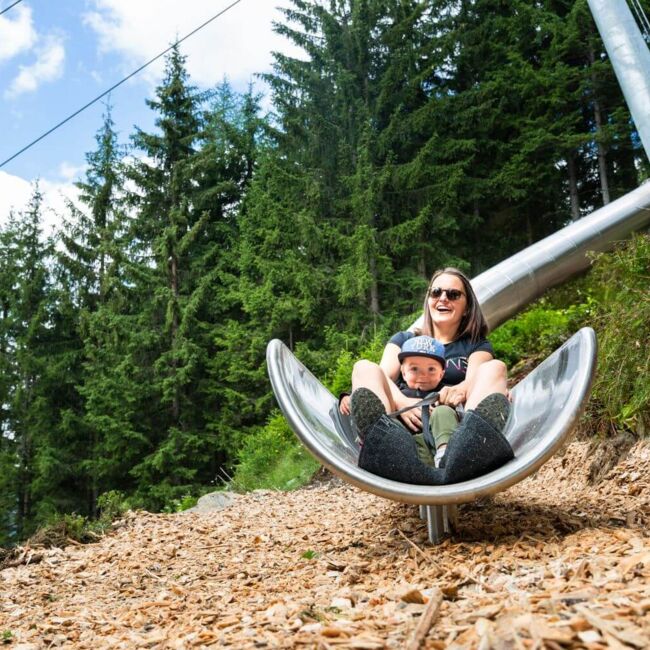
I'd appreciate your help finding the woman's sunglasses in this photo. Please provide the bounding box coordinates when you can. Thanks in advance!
[428,287,465,301]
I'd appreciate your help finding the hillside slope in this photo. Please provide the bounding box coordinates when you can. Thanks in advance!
[1,440,649,649]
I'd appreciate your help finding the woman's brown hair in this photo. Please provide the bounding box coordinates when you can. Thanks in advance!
[420,267,488,343]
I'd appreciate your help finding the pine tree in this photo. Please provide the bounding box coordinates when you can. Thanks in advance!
[263,0,429,336]
[0,217,20,545]
[126,50,267,504]
[0,186,56,537]
[55,105,144,514]
[192,82,270,460]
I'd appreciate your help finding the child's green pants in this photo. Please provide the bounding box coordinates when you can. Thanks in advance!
[413,405,458,467]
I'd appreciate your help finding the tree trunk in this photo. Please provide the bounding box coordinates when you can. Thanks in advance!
[588,45,610,205]
[369,252,379,327]
[418,254,426,280]
[17,437,29,537]
[170,253,180,423]
[567,152,580,220]
[526,213,534,246]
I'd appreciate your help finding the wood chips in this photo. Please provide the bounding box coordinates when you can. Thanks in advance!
[1,440,649,649]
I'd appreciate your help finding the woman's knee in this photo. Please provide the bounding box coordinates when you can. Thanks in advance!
[351,359,381,382]
[477,359,507,383]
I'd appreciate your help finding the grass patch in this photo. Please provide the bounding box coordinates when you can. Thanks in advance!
[491,234,649,438]
[587,235,649,436]
[231,411,320,492]
[24,490,130,549]
[490,302,583,367]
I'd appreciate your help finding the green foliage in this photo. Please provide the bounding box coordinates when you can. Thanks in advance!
[231,412,319,492]
[23,489,130,549]
[163,493,199,513]
[491,235,649,438]
[96,490,129,522]
[324,327,391,397]
[588,235,650,436]
[490,301,591,367]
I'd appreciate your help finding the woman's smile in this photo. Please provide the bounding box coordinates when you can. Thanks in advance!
[428,273,466,331]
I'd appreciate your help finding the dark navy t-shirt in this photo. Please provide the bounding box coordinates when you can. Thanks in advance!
[389,331,494,389]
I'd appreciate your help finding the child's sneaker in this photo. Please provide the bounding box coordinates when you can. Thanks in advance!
[434,444,447,468]
[350,388,385,442]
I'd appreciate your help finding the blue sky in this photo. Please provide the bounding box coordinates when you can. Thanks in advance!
[0,0,297,228]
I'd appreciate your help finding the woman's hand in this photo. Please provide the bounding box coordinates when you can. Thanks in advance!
[397,396,423,432]
[438,382,468,407]
[339,394,351,415]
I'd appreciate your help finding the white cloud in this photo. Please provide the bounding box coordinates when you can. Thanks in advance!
[83,0,302,88]
[0,4,37,62]
[0,170,79,236]
[0,171,31,220]
[5,34,66,98]
[57,161,87,184]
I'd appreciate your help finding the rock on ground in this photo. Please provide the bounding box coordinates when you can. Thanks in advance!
[183,491,237,514]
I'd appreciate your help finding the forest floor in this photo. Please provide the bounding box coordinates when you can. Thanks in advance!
[1,438,650,649]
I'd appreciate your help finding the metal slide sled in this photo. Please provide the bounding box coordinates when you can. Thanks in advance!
[266,182,650,543]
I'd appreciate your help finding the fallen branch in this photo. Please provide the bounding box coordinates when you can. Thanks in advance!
[396,528,429,561]
[406,588,443,650]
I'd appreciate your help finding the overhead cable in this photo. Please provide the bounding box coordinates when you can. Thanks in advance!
[0,0,244,169]
[0,0,24,17]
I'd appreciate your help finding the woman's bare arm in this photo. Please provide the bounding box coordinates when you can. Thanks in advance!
[437,350,494,407]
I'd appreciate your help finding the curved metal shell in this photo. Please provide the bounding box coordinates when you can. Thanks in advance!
[266,328,596,506]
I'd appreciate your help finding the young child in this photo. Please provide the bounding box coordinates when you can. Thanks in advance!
[396,336,458,467]
[396,335,446,397]
[341,335,457,467]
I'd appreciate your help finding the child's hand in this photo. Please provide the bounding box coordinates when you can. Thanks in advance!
[398,396,423,431]
[339,394,351,415]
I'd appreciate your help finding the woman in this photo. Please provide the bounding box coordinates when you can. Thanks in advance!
[341,267,508,432]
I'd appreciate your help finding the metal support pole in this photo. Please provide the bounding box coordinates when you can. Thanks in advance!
[425,505,446,544]
[445,505,458,533]
[587,0,650,161]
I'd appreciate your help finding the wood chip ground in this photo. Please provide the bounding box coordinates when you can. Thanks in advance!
[2,440,649,649]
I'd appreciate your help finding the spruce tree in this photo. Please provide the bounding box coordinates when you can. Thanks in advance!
[0,187,56,537]
[124,44,204,505]
[0,217,20,545]
[126,50,267,504]
[56,105,144,514]
[194,83,269,460]
[264,0,428,337]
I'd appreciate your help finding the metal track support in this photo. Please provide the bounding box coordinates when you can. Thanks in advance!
[425,505,446,543]
[587,0,650,160]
